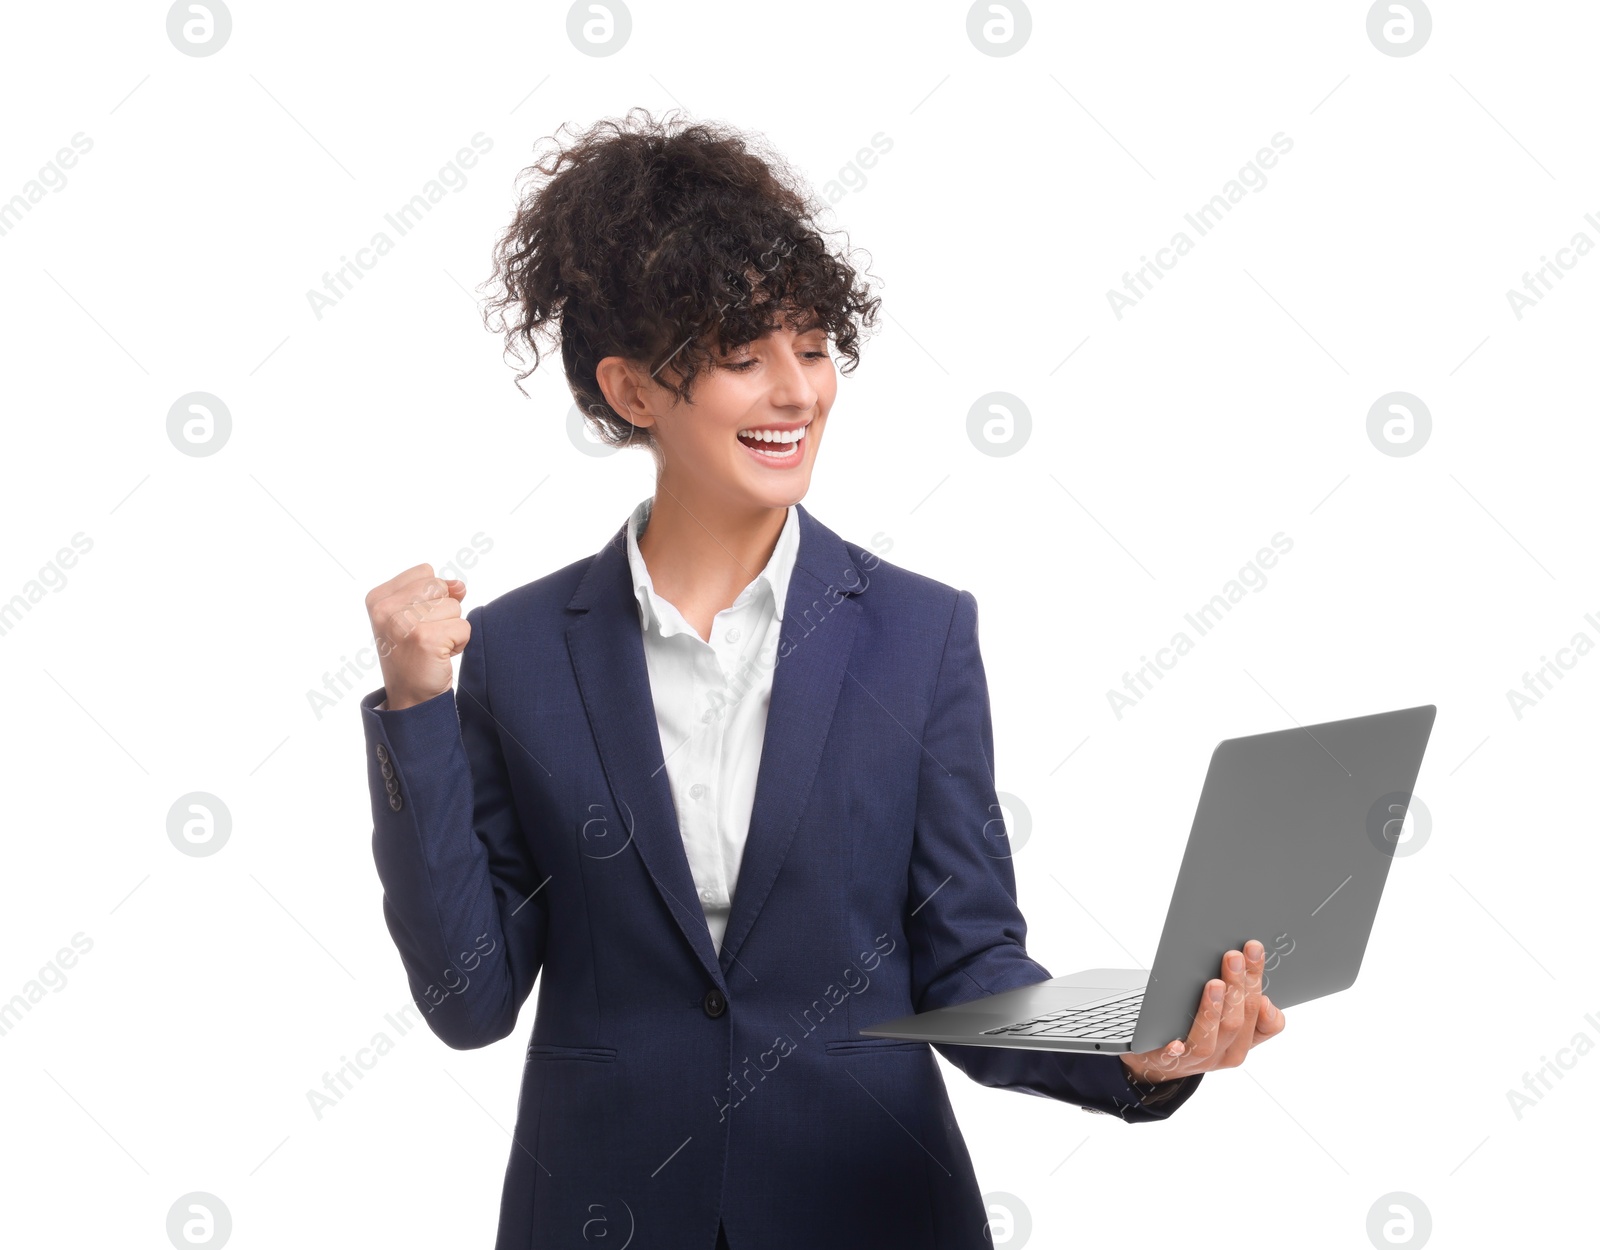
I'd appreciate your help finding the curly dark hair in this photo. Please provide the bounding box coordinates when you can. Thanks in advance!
[479,108,881,451]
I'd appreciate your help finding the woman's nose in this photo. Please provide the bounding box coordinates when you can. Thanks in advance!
[765,351,816,409]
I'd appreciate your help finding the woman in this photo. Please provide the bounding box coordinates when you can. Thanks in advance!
[360,109,1283,1250]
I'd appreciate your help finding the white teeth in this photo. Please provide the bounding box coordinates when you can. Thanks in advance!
[738,426,806,444]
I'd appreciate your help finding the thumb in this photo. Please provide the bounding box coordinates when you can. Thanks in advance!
[444,578,467,601]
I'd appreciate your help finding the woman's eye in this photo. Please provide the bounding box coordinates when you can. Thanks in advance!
[723,348,827,370]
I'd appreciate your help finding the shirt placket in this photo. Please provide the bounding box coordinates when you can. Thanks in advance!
[693,591,758,928]
[687,634,726,914]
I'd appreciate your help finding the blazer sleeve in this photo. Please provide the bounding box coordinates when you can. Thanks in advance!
[360,603,549,1050]
[904,589,1203,1122]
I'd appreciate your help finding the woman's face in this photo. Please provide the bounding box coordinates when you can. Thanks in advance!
[609,319,837,513]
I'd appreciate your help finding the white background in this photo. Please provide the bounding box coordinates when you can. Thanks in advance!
[1,2,1594,1247]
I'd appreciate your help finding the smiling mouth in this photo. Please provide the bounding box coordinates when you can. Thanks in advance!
[737,426,807,464]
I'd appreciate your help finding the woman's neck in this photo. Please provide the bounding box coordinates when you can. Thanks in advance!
[637,485,789,640]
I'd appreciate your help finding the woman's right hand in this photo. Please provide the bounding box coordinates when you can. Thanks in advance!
[365,564,470,711]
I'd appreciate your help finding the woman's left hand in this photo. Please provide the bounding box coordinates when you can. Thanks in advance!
[1120,938,1287,1084]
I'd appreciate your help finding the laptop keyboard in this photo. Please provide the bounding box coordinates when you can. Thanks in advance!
[979,989,1144,1041]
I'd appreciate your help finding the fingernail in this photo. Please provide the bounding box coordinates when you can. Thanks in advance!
[1227,953,1244,972]
[1210,983,1224,1002]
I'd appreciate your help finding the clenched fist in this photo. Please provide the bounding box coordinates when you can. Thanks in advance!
[365,564,470,711]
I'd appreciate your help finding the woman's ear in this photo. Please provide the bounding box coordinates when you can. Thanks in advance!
[595,356,655,432]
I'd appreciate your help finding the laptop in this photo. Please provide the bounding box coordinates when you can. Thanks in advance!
[860,704,1436,1055]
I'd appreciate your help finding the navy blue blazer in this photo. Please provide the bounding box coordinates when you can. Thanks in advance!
[361,503,1201,1250]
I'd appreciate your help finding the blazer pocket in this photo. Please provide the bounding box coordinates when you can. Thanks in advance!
[824,1037,929,1056]
[525,1042,618,1064]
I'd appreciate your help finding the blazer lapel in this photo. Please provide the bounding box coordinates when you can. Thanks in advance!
[564,503,866,988]
[718,505,864,974]
[566,519,726,988]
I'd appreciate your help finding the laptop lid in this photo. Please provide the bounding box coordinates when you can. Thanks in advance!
[1130,704,1437,1054]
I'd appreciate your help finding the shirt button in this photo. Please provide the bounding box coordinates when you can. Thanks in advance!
[725,627,741,642]
[690,782,706,798]
[700,887,715,902]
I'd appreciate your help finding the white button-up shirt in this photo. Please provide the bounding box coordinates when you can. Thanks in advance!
[625,495,800,954]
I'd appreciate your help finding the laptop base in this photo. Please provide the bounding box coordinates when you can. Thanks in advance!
[859,969,1148,1053]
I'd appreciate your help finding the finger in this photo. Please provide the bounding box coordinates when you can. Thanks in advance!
[366,563,436,610]
[1212,950,1251,1059]
[398,574,456,606]
[1220,942,1266,1067]
[1243,938,1265,993]
[380,604,462,654]
[381,581,464,637]
[1182,979,1227,1066]
[1252,995,1287,1045]
[397,617,472,662]
[1219,942,1263,995]
[1132,1036,1191,1083]
[382,570,462,613]
[435,617,472,659]
[402,583,463,614]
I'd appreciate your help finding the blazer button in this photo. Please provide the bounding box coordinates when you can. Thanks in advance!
[389,793,403,812]
[385,775,400,796]
[702,988,726,1018]
[380,760,394,780]
[376,744,389,764]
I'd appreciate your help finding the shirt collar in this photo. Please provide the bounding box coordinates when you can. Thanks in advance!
[625,496,800,639]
